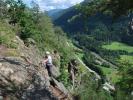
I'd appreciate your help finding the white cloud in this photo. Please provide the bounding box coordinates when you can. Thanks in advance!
[23,0,84,11]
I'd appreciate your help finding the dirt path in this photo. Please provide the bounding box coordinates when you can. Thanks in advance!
[75,55,101,79]
[91,52,117,69]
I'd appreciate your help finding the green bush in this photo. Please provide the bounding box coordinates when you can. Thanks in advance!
[0,36,7,44]
[0,21,16,48]
[75,74,113,100]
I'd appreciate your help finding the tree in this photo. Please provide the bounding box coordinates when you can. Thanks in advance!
[117,60,133,94]
[107,0,133,17]
[6,0,26,25]
[30,0,40,24]
[0,0,8,19]
[78,0,133,17]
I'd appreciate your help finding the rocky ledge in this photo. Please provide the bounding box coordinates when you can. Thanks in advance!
[0,56,71,100]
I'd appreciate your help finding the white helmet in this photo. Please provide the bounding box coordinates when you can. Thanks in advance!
[46,51,50,55]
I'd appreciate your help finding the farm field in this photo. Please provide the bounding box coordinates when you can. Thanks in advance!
[120,55,133,65]
[102,42,133,53]
[100,66,120,83]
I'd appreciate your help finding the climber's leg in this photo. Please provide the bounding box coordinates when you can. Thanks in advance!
[46,64,52,76]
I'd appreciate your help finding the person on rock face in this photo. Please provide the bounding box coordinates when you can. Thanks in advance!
[43,51,53,76]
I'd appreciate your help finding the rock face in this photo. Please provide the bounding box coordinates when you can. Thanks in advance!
[0,57,55,100]
[50,66,61,78]
[0,57,71,100]
[0,36,72,100]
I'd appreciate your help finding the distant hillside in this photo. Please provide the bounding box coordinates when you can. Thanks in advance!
[54,5,133,46]
[47,9,63,20]
[54,7,83,34]
[54,7,128,34]
[47,8,73,21]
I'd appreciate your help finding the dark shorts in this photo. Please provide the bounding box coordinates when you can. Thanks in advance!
[46,64,52,76]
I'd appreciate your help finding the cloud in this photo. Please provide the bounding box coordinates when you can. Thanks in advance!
[23,0,84,11]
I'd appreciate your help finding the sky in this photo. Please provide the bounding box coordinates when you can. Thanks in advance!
[22,0,84,11]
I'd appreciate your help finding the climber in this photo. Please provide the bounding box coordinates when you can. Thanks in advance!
[42,51,53,76]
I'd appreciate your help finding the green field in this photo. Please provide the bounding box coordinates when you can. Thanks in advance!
[102,42,133,53]
[101,67,120,83]
[102,42,133,82]
[120,55,133,64]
